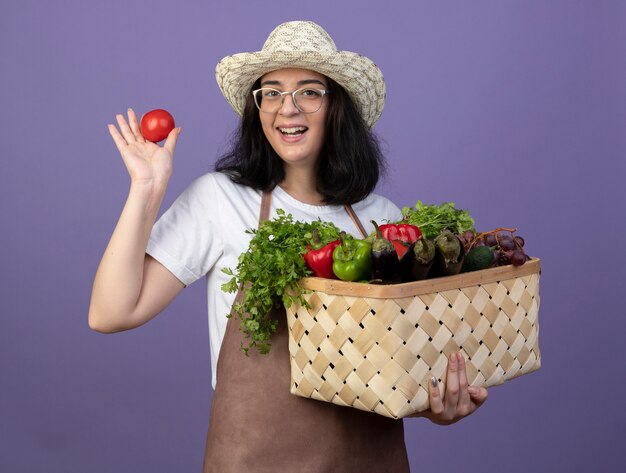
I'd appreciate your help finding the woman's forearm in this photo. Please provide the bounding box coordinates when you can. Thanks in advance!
[88,179,168,332]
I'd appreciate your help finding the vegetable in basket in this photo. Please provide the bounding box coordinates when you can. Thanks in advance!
[332,232,372,282]
[399,237,436,281]
[303,228,340,279]
[378,223,422,259]
[221,210,340,354]
[370,221,401,284]
[431,229,465,277]
[401,201,475,239]
[461,246,494,272]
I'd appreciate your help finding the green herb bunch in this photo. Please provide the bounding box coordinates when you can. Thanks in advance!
[401,201,475,239]
[221,209,340,355]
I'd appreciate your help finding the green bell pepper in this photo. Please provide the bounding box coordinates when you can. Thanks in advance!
[332,232,372,281]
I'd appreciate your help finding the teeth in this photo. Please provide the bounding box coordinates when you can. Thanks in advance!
[279,127,307,135]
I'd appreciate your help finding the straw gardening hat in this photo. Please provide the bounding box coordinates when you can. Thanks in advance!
[216,21,386,128]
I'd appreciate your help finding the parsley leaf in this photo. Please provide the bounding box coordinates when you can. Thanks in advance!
[401,201,475,239]
[221,209,340,354]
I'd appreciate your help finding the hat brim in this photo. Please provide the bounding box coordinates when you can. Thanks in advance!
[216,50,385,128]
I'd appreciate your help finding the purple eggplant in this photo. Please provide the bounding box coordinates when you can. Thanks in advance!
[370,221,401,284]
[430,229,465,277]
[399,238,436,282]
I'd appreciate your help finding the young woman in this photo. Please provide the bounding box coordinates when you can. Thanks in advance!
[89,21,488,472]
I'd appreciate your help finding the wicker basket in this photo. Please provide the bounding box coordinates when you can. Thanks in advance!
[286,258,541,419]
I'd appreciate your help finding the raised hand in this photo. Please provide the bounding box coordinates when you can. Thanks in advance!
[89,108,185,335]
[107,108,181,185]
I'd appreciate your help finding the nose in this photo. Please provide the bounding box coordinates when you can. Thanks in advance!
[279,92,299,115]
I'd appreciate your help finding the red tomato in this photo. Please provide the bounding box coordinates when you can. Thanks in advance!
[140,109,175,143]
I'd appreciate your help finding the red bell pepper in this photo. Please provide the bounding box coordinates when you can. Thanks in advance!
[379,223,422,259]
[303,229,340,279]
[379,223,422,243]
[391,240,411,259]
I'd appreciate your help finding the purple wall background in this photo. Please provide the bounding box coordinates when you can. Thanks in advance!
[2,1,625,472]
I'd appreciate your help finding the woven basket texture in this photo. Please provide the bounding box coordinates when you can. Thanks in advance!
[286,259,541,419]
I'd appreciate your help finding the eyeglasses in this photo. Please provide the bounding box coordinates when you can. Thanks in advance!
[252,87,333,114]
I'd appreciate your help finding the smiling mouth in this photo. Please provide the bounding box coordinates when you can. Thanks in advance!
[278,126,308,136]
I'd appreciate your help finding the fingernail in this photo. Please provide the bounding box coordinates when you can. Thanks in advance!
[431,376,438,387]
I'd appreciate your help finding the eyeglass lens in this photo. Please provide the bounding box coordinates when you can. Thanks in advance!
[255,88,325,113]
